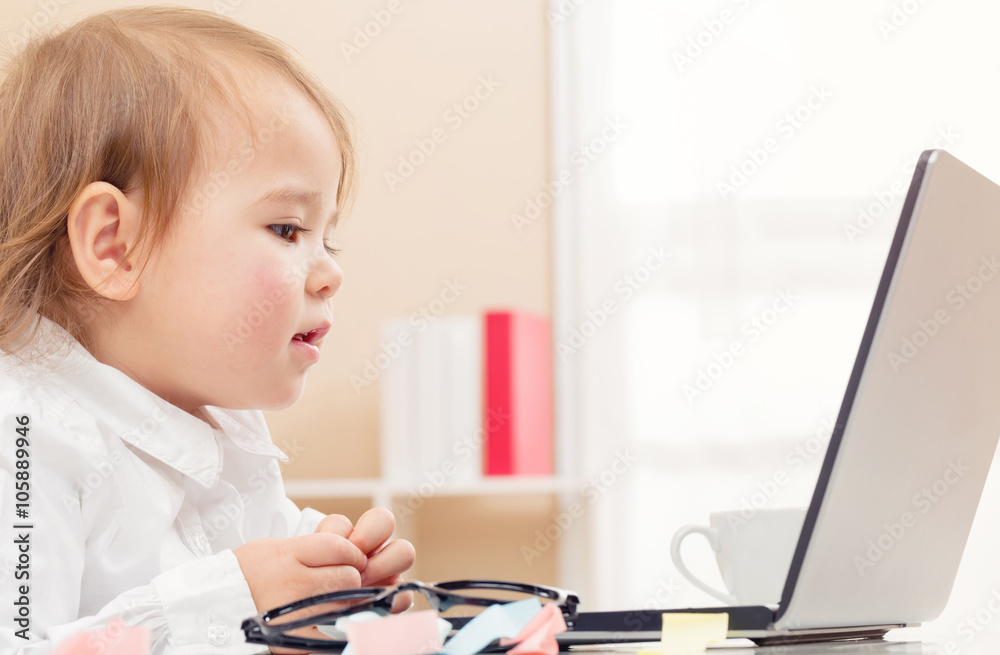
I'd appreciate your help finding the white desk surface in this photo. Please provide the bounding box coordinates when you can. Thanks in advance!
[561,639,943,654]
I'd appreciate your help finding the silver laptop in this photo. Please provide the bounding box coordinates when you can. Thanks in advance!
[565,149,1000,646]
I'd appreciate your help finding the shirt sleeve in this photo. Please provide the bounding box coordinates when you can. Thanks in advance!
[0,551,268,655]
[288,500,326,537]
[0,407,269,655]
[151,549,268,654]
[268,461,325,537]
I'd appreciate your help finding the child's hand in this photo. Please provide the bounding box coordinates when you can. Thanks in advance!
[233,533,367,621]
[315,508,416,613]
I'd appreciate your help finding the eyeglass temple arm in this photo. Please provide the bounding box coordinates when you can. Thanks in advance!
[432,579,568,600]
[431,579,580,618]
[254,586,393,633]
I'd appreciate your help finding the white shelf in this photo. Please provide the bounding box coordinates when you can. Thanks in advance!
[284,476,579,499]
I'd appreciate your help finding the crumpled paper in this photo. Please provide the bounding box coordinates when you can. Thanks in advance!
[499,602,568,655]
[320,596,571,655]
[52,618,150,655]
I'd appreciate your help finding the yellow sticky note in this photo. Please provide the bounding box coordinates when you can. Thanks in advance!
[637,612,729,655]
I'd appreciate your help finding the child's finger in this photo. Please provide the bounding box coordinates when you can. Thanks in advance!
[349,507,396,555]
[314,513,355,538]
[353,573,411,612]
[387,575,414,613]
[359,539,415,585]
[292,532,367,570]
[391,590,414,613]
[314,563,363,594]
[281,566,363,628]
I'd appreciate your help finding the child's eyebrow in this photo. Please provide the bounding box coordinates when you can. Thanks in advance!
[251,185,340,229]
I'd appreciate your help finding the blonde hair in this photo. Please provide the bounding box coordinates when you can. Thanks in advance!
[0,6,358,357]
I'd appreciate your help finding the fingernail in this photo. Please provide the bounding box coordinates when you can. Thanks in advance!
[359,555,368,572]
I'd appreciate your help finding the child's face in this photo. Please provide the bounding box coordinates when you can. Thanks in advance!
[116,78,345,412]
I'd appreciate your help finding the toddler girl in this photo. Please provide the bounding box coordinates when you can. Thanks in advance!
[0,6,414,653]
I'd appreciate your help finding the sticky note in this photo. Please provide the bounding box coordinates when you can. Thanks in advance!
[441,598,543,655]
[341,609,444,655]
[317,609,388,641]
[499,603,568,655]
[321,610,453,655]
[637,612,728,655]
[52,618,150,655]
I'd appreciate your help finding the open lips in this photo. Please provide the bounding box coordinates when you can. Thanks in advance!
[292,325,330,345]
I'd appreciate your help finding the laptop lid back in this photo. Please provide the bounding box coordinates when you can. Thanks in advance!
[774,150,1000,631]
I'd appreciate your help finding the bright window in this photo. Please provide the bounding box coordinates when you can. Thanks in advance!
[555,0,1000,628]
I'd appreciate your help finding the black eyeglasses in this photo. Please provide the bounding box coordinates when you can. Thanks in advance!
[241,579,581,652]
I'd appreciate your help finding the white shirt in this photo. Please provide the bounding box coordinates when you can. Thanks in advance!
[0,314,326,654]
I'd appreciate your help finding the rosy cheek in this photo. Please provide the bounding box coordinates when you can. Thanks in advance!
[222,265,296,352]
[250,264,292,307]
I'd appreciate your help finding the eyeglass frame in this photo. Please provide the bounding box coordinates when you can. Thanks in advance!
[241,578,581,652]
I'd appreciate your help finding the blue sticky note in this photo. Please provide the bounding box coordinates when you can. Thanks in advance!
[441,598,543,655]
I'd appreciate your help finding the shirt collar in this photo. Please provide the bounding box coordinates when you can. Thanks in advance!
[13,314,288,488]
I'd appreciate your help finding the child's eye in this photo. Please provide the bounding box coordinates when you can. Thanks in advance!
[269,224,340,257]
[268,224,306,242]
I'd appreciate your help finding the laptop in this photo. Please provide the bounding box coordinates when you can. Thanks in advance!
[563,149,1000,646]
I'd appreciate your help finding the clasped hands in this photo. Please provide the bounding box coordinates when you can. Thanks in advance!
[234,507,416,652]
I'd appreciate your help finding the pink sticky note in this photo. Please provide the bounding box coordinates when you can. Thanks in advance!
[342,609,443,655]
[499,603,567,655]
[52,618,150,655]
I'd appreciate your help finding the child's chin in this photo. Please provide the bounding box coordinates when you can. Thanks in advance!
[257,383,307,411]
[214,382,305,412]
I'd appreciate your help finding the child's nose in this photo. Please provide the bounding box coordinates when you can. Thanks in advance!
[307,254,343,300]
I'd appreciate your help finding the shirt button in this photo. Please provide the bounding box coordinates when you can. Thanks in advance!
[206,623,230,645]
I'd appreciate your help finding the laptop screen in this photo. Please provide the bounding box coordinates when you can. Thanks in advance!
[775,150,1000,630]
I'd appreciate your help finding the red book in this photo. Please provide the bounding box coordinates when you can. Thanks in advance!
[483,311,553,475]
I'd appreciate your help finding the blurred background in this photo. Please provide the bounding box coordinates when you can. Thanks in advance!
[6,0,1000,651]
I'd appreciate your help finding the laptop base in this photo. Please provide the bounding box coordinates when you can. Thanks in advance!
[558,608,909,647]
[747,626,903,646]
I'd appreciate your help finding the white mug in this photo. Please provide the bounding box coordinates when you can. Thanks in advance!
[670,507,806,606]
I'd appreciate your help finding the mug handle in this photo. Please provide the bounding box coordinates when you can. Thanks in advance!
[670,524,738,605]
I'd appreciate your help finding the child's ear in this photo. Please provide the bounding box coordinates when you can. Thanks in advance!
[66,182,143,301]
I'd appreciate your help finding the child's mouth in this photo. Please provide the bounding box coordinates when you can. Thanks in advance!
[291,331,323,363]
[291,325,330,347]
